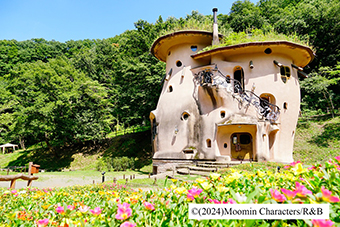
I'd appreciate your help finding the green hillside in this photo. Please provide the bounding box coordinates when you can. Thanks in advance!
[0,131,152,171]
[293,115,340,164]
[1,116,339,171]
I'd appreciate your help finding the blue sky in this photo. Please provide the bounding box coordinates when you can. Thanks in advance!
[0,0,257,42]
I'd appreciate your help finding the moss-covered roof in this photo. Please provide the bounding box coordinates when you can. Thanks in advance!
[150,30,222,62]
[151,30,314,67]
[192,41,315,67]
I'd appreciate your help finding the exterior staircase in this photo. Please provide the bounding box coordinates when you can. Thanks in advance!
[176,160,251,176]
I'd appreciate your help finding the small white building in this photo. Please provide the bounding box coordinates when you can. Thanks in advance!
[150,10,314,174]
[0,143,19,154]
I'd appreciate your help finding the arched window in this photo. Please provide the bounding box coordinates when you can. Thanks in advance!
[280,66,291,83]
[233,67,244,93]
[206,139,211,148]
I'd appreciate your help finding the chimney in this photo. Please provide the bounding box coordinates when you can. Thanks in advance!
[212,8,219,46]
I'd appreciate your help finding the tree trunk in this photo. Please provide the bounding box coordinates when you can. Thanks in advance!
[19,136,26,150]
[45,132,52,150]
[322,89,335,118]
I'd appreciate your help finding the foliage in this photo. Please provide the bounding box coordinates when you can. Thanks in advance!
[4,57,111,149]
[1,157,340,226]
[294,116,340,164]
[301,64,340,115]
[1,0,340,150]
[200,28,311,53]
[97,156,135,172]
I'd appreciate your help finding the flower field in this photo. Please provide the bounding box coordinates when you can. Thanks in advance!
[1,157,340,227]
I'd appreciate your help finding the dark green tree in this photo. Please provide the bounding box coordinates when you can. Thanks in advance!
[4,57,111,149]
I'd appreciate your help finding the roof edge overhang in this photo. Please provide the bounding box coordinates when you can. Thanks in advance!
[151,30,223,62]
[217,122,258,127]
[191,41,315,67]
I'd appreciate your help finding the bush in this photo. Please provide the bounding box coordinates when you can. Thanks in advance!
[98,156,135,171]
[111,156,134,171]
[95,157,107,171]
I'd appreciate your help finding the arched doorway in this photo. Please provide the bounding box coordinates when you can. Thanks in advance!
[230,133,253,160]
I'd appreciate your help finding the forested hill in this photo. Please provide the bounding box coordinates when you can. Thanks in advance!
[1,0,340,150]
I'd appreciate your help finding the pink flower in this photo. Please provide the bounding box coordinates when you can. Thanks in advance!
[120,221,137,227]
[115,203,132,220]
[269,188,286,202]
[36,218,49,227]
[321,186,340,203]
[336,165,340,171]
[56,206,65,214]
[67,205,75,211]
[187,193,195,201]
[208,199,221,204]
[188,187,203,198]
[284,161,302,169]
[281,188,297,200]
[208,199,230,204]
[78,205,90,213]
[226,198,237,204]
[335,156,340,163]
[294,182,312,197]
[311,219,335,227]
[90,207,102,215]
[187,187,203,201]
[143,201,155,211]
[290,161,301,166]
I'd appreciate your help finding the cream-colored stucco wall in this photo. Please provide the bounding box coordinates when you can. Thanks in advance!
[150,31,313,167]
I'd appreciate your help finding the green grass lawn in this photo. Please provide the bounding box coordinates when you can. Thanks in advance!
[0,151,24,169]
[1,116,339,189]
[293,116,340,164]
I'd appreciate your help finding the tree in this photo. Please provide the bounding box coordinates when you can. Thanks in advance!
[5,57,112,149]
[0,77,17,145]
[228,0,269,32]
[300,64,340,117]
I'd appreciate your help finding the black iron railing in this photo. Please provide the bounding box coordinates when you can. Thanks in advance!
[194,68,280,122]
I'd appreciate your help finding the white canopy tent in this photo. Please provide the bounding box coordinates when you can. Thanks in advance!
[0,143,19,154]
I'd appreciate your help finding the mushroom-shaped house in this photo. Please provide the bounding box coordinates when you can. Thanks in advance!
[150,13,314,174]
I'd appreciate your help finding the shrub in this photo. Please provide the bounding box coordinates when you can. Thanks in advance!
[111,156,134,171]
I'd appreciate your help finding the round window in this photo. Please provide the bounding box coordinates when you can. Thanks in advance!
[191,46,198,52]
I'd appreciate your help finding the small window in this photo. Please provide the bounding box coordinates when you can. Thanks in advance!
[234,67,244,93]
[283,102,288,110]
[183,113,189,120]
[191,46,197,52]
[240,134,251,144]
[264,48,272,54]
[168,85,173,92]
[176,60,182,67]
[181,112,190,120]
[168,51,171,56]
[183,150,194,154]
[280,66,291,83]
[224,143,228,148]
[220,111,226,118]
[226,75,231,83]
[206,139,211,148]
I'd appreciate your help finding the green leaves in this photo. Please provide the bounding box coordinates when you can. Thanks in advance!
[1,1,339,148]
[2,57,111,148]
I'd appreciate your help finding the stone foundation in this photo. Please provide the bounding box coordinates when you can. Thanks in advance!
[152,159,214,174]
